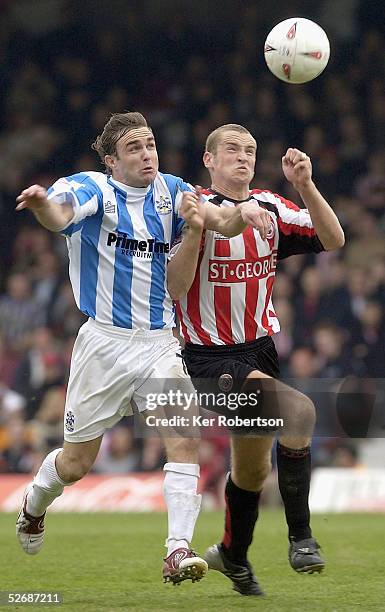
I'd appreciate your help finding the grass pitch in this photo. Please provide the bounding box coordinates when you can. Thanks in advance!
[1,510,384,611]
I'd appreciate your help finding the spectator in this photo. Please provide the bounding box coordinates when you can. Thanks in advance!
[0,272,44,354]
[0,414,36,473]
[12,326,64,419]
[312,322,350,378]
[93,426,141,474]
[351,300,385,376]
[30,385,66,453]
[293,267,327,345]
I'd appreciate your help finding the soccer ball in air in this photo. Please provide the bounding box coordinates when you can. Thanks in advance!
[264,17,330,84]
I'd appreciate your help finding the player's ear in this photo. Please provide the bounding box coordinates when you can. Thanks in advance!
[203,151,212,169]
[104,155,114,172]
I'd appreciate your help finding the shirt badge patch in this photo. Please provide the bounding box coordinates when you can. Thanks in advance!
[104,201,116,214]
[65,411,75,432]
[155,195,172,214]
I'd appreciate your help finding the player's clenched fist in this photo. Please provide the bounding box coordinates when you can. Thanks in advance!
[282,148,312,191]
[179,186,205,232]
[16,184,48,211]
[239,202,272,241]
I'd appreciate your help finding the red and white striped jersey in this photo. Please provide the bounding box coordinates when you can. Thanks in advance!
[174,188,324,346]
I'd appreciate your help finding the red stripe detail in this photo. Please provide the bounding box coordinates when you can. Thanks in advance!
[175,301,191,343]
[222,492,232,548]
[186,253,213,345]
[250,188,272,195]
[275,194,300,211]
[261,275,275,335]
[242,227,259,341]
[278,218,316,237]
[214,238,231,257]
[214,286,233,344]
[249,189,299,215]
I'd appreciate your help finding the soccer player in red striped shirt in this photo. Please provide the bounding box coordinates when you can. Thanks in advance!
[167,124,344,596]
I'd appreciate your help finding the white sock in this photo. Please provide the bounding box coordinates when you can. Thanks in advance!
[26,448,71,517]
[163,462,201,556]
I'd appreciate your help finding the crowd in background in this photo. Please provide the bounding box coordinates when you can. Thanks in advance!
[0,1,384,495]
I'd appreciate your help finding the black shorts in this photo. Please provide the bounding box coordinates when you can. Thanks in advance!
[182,337,280,432]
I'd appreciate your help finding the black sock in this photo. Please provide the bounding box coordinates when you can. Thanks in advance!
[221,475,261,565]
[276,442,312,542]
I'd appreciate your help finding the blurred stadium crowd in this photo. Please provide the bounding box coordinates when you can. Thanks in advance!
[0,1,384,492]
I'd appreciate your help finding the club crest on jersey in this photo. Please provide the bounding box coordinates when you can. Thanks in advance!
[65,411,75,432]
[155,195,172,214]
[104,200,116,214]
[214,232,228,240]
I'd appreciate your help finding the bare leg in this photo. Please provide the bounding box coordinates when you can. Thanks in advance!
[26,436,103,516]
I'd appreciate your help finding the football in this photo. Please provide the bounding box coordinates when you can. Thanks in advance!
[264,17,330,84]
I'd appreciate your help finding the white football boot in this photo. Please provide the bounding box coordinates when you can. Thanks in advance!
[16,483,46,554]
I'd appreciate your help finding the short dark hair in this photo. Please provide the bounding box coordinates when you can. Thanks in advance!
[205,124,252,153]
[91,111,149,172]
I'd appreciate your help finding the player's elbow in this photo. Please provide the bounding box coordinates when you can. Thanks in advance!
[167,281,189,301]
[336,231,345,248]
[219,223,243,238]
[324,229,345,250]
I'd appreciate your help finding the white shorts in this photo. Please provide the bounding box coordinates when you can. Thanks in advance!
[64,319,195,442]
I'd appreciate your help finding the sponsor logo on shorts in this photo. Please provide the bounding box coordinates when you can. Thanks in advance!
[218,373,233,392]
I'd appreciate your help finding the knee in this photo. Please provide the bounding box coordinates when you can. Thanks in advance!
[57,451,93,483]
[285,391,316,436]
[233,456,272,492]
[298,394,316,431]
[165,436,199,464]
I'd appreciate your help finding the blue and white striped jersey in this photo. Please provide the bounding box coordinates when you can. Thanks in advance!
[47,171,189,330]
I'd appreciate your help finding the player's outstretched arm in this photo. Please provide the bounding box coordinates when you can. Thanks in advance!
[16,184,74,232]
[167,189,204,300]
[204,200,272,239]
[282,148,345,250]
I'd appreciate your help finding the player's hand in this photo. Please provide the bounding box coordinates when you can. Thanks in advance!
[282,148,312,191]
[239,202,272,240]
[180,185,205,233]
[16,185,48,211]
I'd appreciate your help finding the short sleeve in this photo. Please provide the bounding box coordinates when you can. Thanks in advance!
[174,179,194,238]
[167,228,206,262]
[167,235,183,261]
[47,173,103,235]
[274,194,324,260]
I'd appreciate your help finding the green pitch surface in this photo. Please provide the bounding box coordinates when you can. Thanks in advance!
[1,511,384,611]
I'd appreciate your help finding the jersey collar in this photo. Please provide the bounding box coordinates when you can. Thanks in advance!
[209,188,252,205]
[108,176,152,197]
